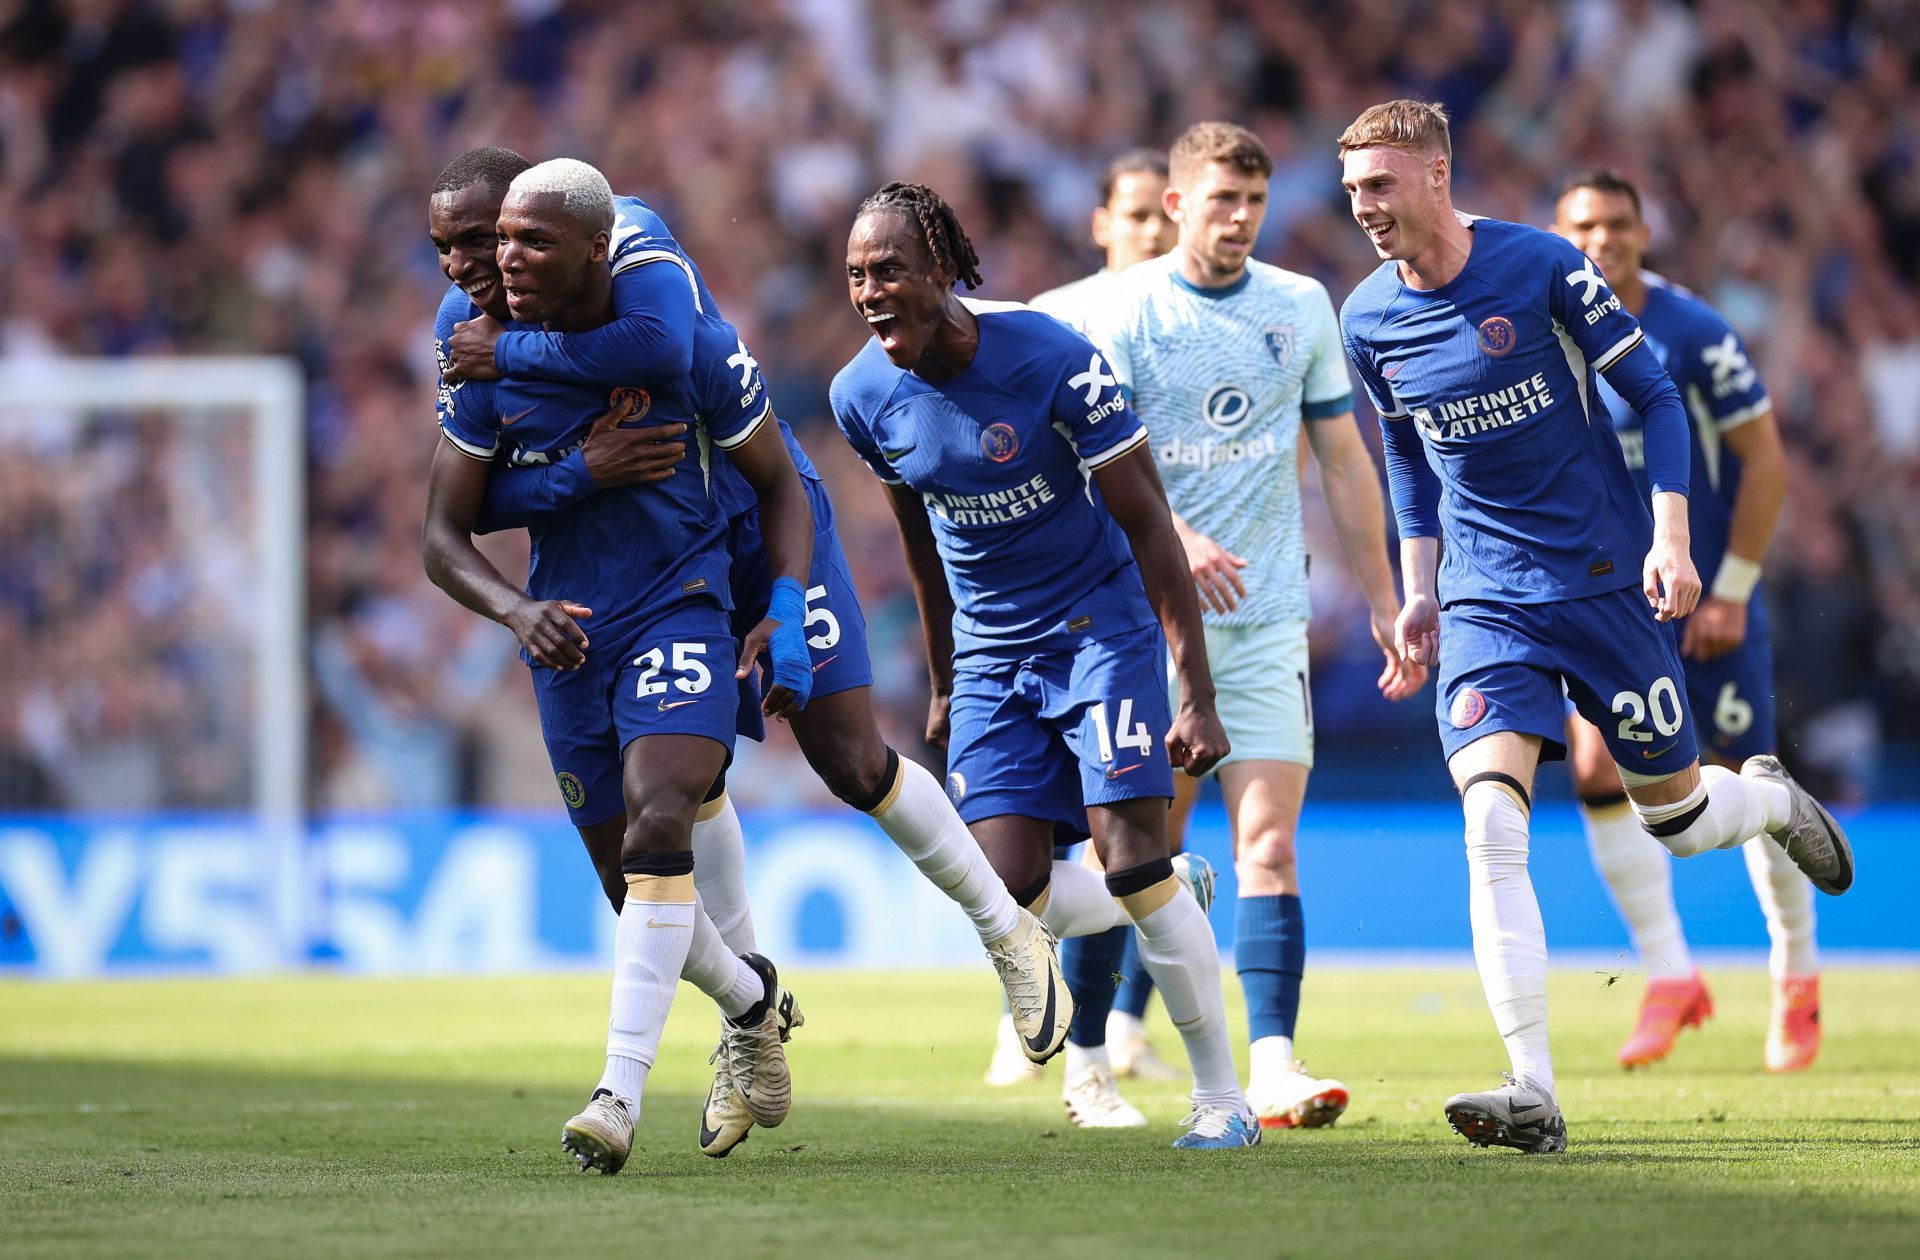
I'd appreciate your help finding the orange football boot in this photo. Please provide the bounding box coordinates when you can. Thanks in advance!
[1765,974,1821,1073]
[1618,972,1713,1068]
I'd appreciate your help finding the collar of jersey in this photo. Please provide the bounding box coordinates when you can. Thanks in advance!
[1171,268,1252,300]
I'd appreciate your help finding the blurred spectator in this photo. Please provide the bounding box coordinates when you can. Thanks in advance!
[0,0,1915,808]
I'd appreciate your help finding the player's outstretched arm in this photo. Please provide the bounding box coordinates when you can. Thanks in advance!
[472,397,687,534]
[1305,410,1426,700]
[1684,411,1786,659]
[1094,448,1229,776]
[728,417,816,718]
[450,263,698,385]
[422,439,593,670]
[883,483,959,749]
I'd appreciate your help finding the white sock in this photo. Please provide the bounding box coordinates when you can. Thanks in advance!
[1743,835,1818,977]
[599,876,695,1109]
[1107,1009,1145,1042]
[870,755,1022,943]
[1063,1040,1110,1076]
[1038,860,1127,938]
[1582,798,1692,978]
[1248,1035,1295,1090]
[680,895,764,1020]
[692,793,756,954]
[1635,764,1787,857]
[1125,881,1244,1112]
[1462,779,1553,1097]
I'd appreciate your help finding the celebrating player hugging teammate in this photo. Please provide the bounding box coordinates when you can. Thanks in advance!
[421,149,1070,1172]
[1085,121,1426,1134]
[1335,100,1856,1155]
[1550,171,1823,1074]
[833,181,1261,1149]
[422,152,810,1174]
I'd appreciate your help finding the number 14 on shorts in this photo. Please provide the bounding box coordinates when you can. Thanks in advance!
[1090,699,1153,762]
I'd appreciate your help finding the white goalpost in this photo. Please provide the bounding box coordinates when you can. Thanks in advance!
[0,356,309,962]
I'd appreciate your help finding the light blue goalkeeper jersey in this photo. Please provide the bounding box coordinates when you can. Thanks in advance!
[1085,254,1353,627]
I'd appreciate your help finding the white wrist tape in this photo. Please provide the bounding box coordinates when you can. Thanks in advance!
[1710,553,1762,604]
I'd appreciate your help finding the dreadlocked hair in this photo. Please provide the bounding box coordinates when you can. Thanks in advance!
[858,182,983,290]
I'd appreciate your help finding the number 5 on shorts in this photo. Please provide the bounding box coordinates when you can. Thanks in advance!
[1090,699,1153,763]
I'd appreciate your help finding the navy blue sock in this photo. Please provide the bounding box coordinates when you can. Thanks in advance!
[1235,893,1304,1042]
[1112,931,1156,1020]
[1063,924,1130,1046]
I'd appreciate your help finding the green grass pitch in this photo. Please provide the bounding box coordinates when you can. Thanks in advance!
[3,966,1917,1259]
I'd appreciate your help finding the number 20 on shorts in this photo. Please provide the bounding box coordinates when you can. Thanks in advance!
[1611,675,1683,743]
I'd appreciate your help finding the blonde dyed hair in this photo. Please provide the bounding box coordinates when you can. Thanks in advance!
[1336,100,1452,166]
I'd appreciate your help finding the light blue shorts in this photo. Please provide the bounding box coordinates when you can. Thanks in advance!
[1168,619,1313,772]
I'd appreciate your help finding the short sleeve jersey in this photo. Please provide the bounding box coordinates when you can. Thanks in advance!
[608,194,723,316]
[830,300,1156,659]
[1601,272,1770,588]
[696,321,825,522]
[1339,217,1657,606]
[435,286,761,641]
[1087,255,1353,626]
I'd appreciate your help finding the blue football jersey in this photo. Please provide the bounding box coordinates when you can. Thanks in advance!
[1340,217,1689,606]
[830,300,1157,658]
[435,288,765,645]
[697,324,824,521]
[1600,273,1770,589]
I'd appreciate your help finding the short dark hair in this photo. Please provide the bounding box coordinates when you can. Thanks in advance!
[857,182,984,290]
[1099,149,1170,205]
[1554,169,1643,220]
[1169,122,1272,185]
[432,147,533,201]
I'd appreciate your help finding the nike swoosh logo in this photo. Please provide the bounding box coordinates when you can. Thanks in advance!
[658,699,699,711]
[1105,763,1144,779]
[882,446,915,461]
[501,406,535,426]
[811,654,838,674]
[1382,362,1404,380]
[1641,742,1678,759]
[645,918,687,929]
[698,1083,727,1149]
[1023,976,1059,1056]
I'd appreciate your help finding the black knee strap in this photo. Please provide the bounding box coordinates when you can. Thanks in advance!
[1105,857,1175,899]
[621,849,695,877]
[1462,771,1531,812]
[1011,872,1052,909]
[1578,789,1629,810]
[845,746,902,814]
[703,771,728,805]
[1644,797,1710,838]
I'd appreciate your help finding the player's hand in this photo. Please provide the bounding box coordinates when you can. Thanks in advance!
[1643,536,1701,622]
[505,599,591,670]
[1370,607,1428,700]
[926,691,952,750]
[446,315,505,381]
[1681,595,1747,660]
[1180,528,1248,615]
[1165,701,1229,777]
[741,579,813,719]
[1395,593,1440,668]
[582,395,686,488]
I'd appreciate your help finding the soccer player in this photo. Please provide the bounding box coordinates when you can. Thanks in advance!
[979,148,1185,1113]
[431,151,1072,1083]
[833,181,1259,1149]
[422,157,814,1174]
[1088,120,1427,1133]
[1335,101,1854,1153]
[1551,170,1820,1073]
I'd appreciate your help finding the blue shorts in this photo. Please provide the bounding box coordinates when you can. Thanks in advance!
[530,616,739,827]
[1681,592,1775,763]
[1438,586,1697,778]
[945,622,1176,843]
[726,478,874,742]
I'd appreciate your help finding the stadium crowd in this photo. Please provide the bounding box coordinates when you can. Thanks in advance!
[1,0,1916,811]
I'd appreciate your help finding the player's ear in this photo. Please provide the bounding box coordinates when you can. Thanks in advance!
[1429,153,1449,191]
[589,230,610,263]
[1163,184,1185,226]
[1090,206,1112,252]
